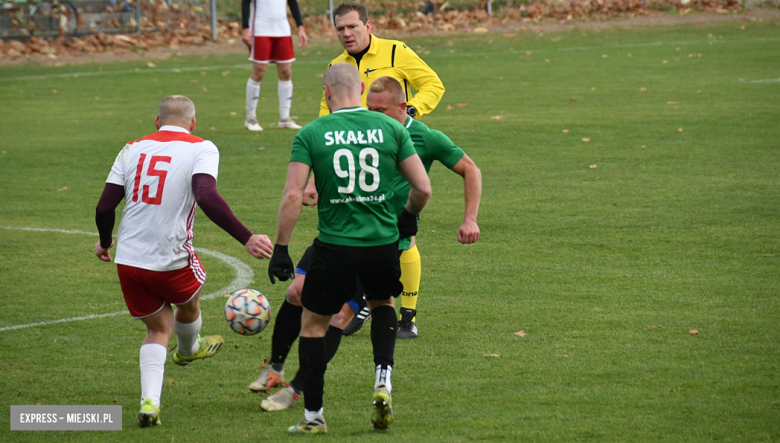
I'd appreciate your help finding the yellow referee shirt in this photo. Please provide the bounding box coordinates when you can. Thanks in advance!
[319,34,445,119]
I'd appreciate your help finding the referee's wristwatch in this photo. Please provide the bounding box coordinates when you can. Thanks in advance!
[406,105,417,118]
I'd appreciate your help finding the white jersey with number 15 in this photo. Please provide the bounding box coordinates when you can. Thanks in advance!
[105,125,219,273]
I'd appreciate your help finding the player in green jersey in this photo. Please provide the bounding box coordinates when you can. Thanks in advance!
[365,76,482,339]
[267,63,431,434]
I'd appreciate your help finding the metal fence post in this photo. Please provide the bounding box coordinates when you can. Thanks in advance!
[135,0,141,34]
[211,0,217,40]
[327,0,333,25]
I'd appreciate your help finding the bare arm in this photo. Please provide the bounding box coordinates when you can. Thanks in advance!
[397,154,431,215]
[302,173,318,206]
[449,154,482,244]
[275,161,311,245]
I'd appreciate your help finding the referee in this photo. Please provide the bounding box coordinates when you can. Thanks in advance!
[269,63,431,433]
[318,1,445,119]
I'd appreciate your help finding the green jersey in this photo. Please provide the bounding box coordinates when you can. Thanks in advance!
[291,107,417,247]
[392,115,465,217]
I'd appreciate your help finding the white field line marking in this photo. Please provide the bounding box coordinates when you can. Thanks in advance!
[3,37,778,83]
[0,57,330,83]
[746,78,780,83]
[0,226,252,332]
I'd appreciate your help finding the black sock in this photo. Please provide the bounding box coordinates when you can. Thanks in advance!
[270,301,303,369]
[325,325,343,363]
[370,305,397,367]
[298,336,327,412]
[290,325,343,393]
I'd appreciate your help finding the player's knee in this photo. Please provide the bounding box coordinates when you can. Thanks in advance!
[285,275,304,306]
[367,298,394,311]
[330,304,354,329]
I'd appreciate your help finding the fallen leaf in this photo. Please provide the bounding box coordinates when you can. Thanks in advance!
[52,89,58,94]
[316,74,324,78]
[11,369,20,372]
[544,59,550,63]
[191,80,199,84]
[662,60,668,64]
[200,71,207,76]
[230,112,237,116]
[447,104,453,110]
[562,129,569,133]
[209,127,216,131]
[223,293,230,297]
[570,98,577,102]
[689,329,698,335]
[678,128,684,132]
[222,71,230,76]
[58,186,69,191]
[95,96,100,100]
[589,164,597,168]
[146,62,156,68]
[591,87,596,91]
[639,87,648,92]
[258,147,265,151]
[503,33,516,38]
[473,27,488,34]
[601,54,608,58]
[170,380,178,385]
[483,354,500,357]
[557,354,569,358]
[667,101,678,104]
[491,115,503,120]
[513,331,527,337]
[582,138,590,142]
[457,103,468,108]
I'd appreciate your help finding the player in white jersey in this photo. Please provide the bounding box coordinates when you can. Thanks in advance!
[94,95,273,428]
[241,0,308,131]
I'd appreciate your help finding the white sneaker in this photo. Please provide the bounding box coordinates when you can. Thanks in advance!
[261,384,299,411]
[248,364,285,393]
[278,117,302,129]
[245,118,263,131]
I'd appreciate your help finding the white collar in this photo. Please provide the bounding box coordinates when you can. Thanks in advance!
[332,106,367,114]
[159,125,190,134]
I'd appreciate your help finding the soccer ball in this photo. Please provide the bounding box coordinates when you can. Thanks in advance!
[224,289,271,336]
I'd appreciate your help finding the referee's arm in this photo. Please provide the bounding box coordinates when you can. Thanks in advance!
[395,45,445,118]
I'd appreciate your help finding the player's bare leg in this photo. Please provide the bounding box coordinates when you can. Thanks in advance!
[246,63,268,131]
[276,62,301,129]
[137,303,174,427]
[367,298,396,430]
[172,288,224,366]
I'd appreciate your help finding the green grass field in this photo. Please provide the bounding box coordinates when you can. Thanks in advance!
[1,17,780,441]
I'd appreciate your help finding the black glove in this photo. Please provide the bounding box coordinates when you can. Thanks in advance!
[397,209,418,239]
[268,244,295,284]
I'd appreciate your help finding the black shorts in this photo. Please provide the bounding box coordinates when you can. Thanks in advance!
[300,238,402,316]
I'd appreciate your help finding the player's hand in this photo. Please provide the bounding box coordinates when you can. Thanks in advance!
[268,244,295,284]
[298,26,308,48]
[241,28,252,49]
[457,220,480,244]
[245,234,273,259]
[302,182,318,207]
[397,209,418,239]
[94,240,114,262]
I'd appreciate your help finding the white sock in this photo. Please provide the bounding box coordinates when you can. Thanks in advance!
[174,311,201,357]
[139,343,167,407]
[246,78,260,120]
[375,364,393,393]
[304,407,324,422]
[278,80,293,120]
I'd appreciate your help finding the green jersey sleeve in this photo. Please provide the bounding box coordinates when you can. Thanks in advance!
[290,130,313,166]
[396,123,417,163]
[428,129,465,169]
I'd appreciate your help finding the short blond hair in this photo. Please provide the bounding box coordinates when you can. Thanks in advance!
[158,95,195,125]
[368,76,405,105]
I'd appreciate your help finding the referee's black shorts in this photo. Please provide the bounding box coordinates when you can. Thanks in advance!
[301,238,402,316]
